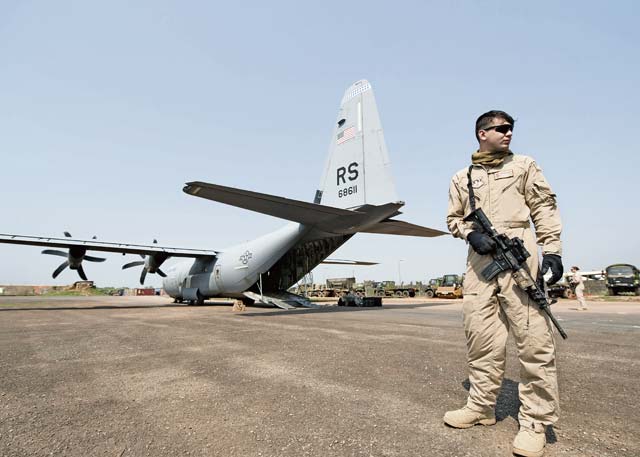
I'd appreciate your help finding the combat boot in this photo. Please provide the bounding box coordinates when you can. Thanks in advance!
[512,423,546,457]
[443,406,496,429]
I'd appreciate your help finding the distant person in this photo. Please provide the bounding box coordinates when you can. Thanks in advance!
[570,266,588,310]
[445,110,563,457]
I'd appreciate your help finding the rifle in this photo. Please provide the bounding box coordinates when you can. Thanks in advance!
[463,207,568,339]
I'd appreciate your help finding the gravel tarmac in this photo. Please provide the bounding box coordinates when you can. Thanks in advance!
[0,296,638,457]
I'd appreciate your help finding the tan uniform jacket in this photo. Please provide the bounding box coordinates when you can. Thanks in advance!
[571,272,584,287]
[447,154,562,256]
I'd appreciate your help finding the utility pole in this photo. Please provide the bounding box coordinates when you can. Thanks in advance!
[398,259,405,286]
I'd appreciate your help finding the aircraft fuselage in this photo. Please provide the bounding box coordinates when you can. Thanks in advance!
[162,223,310,301]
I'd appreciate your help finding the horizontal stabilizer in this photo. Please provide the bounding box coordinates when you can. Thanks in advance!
[321,259,378,266]
[360,219,448,237]
[184,181,363,225]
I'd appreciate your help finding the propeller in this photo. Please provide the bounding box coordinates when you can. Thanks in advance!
[42,232,105,280]
[122,240,168,284]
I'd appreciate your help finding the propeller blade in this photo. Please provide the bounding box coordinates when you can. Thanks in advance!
[157,268,167,278]
[85,255,106,262]
[140,268,148,285]
[122,261,145,270]
[77,265,88,281]
[42,249,68,258]
[64,231,72,238]
[52,261,69,279]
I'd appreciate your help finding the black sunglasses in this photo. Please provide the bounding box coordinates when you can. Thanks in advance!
[483,124,513,134]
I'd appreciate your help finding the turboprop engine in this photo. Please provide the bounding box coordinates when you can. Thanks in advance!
[41,232,105,280]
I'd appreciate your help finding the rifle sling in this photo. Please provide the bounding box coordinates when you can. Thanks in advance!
[466,165,476,213]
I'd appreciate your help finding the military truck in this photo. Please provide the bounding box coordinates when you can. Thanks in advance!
[435,274,463,299]
[351,280,378,297]
[547,281,570,299]
[373,280,416,297]
[325,277,356,296]
[422,277,442,298]
[605,264,640,295]
[303,277,372,298]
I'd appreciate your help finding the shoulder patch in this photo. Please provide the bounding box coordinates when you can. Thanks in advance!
[471,176,485,189]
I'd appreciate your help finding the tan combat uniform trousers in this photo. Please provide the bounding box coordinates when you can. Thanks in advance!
[447,154,561,428]
[575,284,587,307]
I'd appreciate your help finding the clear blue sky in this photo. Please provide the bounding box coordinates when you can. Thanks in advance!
[1,1,639,288]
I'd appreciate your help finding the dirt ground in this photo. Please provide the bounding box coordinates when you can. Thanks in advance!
[0,296,638,457]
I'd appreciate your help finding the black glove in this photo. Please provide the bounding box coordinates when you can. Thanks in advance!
[541,254,563,285]
[467,231,497,255]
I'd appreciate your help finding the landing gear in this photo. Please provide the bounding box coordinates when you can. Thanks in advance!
[187,291,205,306]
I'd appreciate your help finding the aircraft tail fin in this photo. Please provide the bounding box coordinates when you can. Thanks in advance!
[315,80,398,209]
[184,80,446,238]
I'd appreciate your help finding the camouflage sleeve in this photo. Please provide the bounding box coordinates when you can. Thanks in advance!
[446,175,473,241]
[524,160,562,255]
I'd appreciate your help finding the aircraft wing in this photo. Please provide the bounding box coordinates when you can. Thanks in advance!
[360,219,448,237]
[321,258,378,266]
[0,234,218,258]
[184,181,364,225]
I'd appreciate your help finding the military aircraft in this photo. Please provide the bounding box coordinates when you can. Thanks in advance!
[0,80,446,309]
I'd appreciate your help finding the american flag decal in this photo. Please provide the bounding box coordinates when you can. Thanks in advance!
[337,126,356,145]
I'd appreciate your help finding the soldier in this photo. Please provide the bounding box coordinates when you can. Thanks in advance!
[570,266,588,310]
[445,110,564,457]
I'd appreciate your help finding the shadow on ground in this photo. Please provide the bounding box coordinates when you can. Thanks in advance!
[240,301,455,317]
[0,302,232,312]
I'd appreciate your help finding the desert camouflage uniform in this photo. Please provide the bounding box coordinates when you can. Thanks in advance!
[447,153,562,428]
[572,272,588,309]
